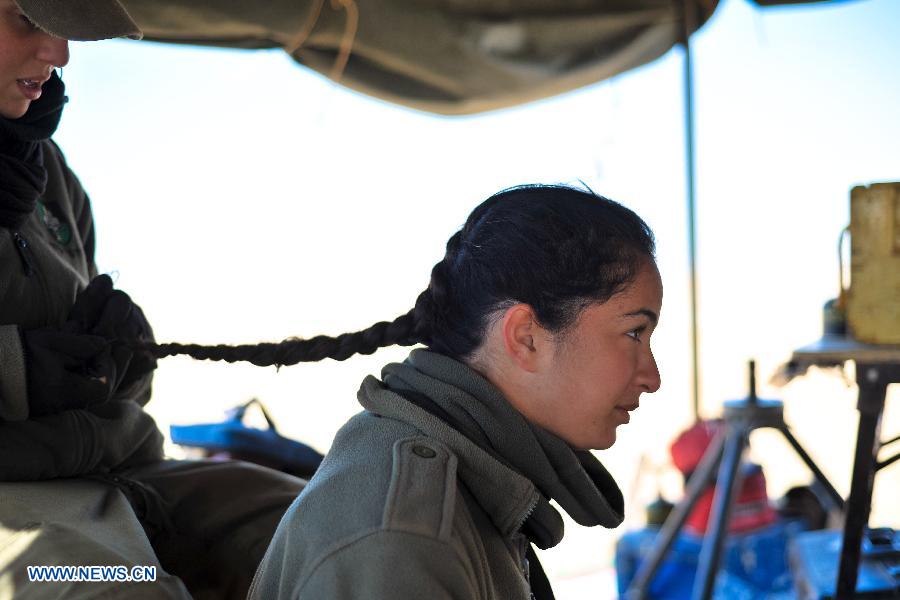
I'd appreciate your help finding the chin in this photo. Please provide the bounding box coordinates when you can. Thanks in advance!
[572,430,616,451]
[0,103,29,119]
[593,436,616,451]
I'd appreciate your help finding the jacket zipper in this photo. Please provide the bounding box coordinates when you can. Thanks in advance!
[518,534,541,600]
[521,537,535,600]
[515,495,541,600]
[12,231,35,277]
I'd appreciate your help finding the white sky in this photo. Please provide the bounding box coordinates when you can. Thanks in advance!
[53,0,899,594]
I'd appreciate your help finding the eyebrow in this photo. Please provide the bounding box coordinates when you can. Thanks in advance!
[621,309,658,325]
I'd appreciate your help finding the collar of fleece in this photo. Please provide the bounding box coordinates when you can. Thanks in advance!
[0,72,67,229]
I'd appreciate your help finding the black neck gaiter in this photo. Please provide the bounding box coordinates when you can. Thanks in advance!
[0,72,67,229]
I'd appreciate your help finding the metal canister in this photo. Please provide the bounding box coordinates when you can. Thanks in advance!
[823,298,847,336]
[847,182,900,344]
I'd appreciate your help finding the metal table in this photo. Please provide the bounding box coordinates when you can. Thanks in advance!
[791,335,900,599]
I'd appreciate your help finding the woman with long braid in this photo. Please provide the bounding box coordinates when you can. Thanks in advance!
[148,184,664,599]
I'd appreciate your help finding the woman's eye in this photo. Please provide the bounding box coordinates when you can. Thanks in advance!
[626,328,644,343]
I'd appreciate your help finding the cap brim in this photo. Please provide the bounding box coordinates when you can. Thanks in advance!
[15,0,142,41]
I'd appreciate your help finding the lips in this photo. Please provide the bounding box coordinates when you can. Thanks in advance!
[16,76,49,101]
[614,402,640,425]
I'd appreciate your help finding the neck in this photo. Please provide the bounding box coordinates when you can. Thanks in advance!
[468,342,544,434]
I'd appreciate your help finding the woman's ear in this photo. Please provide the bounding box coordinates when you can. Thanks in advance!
[499,304,545,373]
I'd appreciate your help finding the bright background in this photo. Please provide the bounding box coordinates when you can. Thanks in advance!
[54,0,899,596]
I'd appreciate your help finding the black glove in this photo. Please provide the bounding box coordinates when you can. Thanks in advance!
[66,272,115,333]
[66,274,157,390]
[21,327,129,417]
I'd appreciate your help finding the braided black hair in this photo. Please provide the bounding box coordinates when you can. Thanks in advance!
[143,184,655,366]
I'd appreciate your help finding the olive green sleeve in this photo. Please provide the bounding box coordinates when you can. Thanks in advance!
[0,324,28,422]
[0,400,164,481]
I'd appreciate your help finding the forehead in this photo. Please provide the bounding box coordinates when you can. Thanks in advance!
[573,261,663,328]
[617,261,662,306]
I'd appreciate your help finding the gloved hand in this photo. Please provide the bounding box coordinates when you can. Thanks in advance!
[66,274,157,391]
[65,272,116,333]
[21,327,129,417]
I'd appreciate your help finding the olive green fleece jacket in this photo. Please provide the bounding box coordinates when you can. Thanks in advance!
[0,140,164,480]
[249,349,624,599]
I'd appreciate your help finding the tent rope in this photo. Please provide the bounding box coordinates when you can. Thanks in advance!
[329,0,358,82]
[285,0,326,55]
[283,0,358,83]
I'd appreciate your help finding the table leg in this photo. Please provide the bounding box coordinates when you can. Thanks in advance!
[779,425,845,513]
[835,363,892,599]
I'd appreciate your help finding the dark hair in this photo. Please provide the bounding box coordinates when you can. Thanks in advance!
[147,184,655,366]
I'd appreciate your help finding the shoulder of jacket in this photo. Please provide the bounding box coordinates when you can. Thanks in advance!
[381,435,461,542]
[41,139,65,166]
[41,139,82,189]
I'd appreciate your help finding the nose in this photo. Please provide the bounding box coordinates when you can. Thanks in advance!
[35,34,70,69]
[637,348,661,393]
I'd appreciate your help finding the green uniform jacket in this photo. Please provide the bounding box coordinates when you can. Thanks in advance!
[250,349,624,599]
[0,140,164,480]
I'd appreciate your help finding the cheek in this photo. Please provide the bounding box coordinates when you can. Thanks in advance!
[582,355,639,425]
[0,34,34,70]
[560,357,620,414]
[0,51,21,85]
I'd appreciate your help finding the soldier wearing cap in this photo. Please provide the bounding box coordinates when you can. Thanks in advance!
[0,2,305,598]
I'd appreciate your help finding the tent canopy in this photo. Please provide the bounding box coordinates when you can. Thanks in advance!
[119,0,833,115]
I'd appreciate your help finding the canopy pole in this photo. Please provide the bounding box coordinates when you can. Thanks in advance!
[681,0,701,419]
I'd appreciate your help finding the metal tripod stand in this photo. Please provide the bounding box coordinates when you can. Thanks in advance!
[625,361,845,600]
